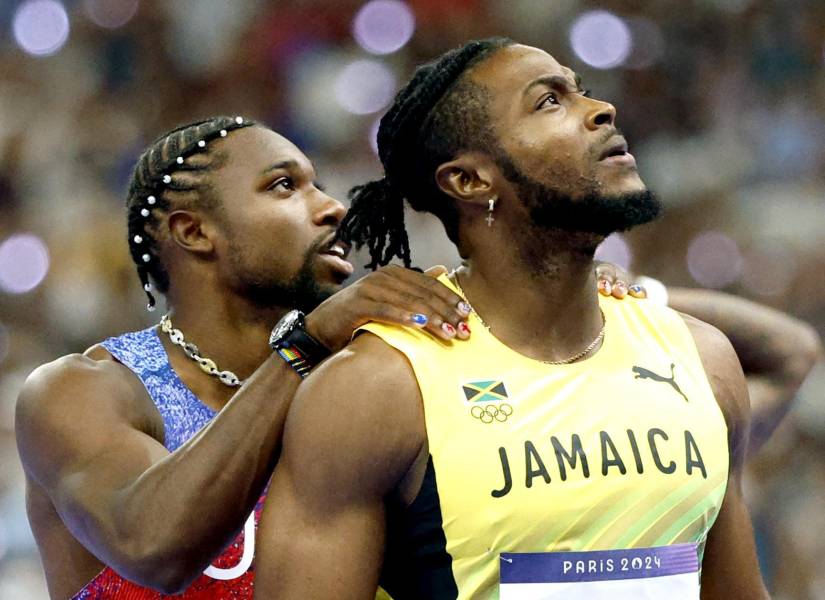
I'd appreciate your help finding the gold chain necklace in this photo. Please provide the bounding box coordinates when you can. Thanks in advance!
[451,272,606,365]
[160,315,245,387]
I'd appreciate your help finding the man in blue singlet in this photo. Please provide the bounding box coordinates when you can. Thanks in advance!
[13,116,478,600]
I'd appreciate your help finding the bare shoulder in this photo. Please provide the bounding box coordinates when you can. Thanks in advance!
[679,313,749,461]
[16,345,163,480]
[18,345,153,425]
[281,331,425,498]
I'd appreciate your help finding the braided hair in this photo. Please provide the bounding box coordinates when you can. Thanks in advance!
[340,37,514,269]
[125,115,257,310]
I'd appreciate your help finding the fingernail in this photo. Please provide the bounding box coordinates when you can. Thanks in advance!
[458,301,472,316]
[410,313,428,326]
[629,284,647,298]
[442,322,456,337]
[458,322,471,336]
[613,282,627,298]
[598,280,612,296]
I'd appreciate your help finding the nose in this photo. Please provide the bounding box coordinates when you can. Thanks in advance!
[585,99,616,131]
[312,190,347,227]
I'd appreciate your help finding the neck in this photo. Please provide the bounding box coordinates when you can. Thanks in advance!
[457,229,604,363]
[164,286,291,380]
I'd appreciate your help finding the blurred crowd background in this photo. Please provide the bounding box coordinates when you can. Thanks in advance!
[1,0,824,597]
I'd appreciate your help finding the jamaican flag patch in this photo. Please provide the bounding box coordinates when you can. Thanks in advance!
[462,380,509,403]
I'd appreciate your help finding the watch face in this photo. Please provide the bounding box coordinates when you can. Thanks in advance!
[271,310,303,346]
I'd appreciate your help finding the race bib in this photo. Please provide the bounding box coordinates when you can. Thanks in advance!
[500,544,699,599]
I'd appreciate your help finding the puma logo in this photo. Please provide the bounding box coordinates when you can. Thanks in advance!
[632,363,688,402]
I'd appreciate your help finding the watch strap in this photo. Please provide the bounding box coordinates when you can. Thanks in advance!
[271,311,331,378]
[276,345,314,378]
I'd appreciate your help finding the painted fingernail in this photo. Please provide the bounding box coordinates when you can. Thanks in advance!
[458,322,471,336]
[613,282,627,298]
[629,284,647,298]
[442,322,456,336]
[598,280,612,295]
[410,313,428,326]
[458,301,472,315]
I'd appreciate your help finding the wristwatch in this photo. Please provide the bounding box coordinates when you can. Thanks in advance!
[269,310,331,377]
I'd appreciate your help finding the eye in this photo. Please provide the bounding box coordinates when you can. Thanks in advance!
[267,177,294,193]
[538,92,560,109]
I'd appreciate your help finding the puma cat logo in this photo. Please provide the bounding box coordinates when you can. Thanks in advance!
[632,363,688,402]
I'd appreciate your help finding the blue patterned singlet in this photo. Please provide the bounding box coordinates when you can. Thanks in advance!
[101,326,217,451]
[71,326,264,599]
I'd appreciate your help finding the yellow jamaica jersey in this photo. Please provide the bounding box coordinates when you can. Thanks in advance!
[360,275,729,600]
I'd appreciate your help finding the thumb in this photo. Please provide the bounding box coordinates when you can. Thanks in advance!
[424,265,448,277]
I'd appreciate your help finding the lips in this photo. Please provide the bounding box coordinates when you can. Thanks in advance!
[320,236,351,260]
[598,138,629,161]
[318,236,354,276]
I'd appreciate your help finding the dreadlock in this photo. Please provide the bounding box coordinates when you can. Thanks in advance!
[125,115,257,310]
[340,37,514,269]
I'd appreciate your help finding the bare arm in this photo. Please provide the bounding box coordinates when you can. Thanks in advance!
[670,288,822,454]
[16,267,468,594]
[16,352,299,593]
[254,333,424,599]
[683,315,769,599]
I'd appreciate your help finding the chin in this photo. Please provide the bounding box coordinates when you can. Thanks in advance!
[602,175,646,197]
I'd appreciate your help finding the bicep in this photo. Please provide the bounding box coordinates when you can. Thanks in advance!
[255,459,387,599]
[16,359,168,543]
[254,336,423,599]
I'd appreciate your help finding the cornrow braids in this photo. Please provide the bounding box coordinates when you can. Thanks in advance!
[340,37,514,270]
[125,115,257,310]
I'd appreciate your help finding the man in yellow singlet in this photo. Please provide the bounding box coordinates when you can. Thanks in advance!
[254,39,770,598]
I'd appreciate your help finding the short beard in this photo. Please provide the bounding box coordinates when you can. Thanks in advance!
[498,152,662,238]
[229,239,335,313]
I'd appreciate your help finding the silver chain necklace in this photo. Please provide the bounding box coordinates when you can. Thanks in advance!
[451,272,606,365]
[159,314,245,387]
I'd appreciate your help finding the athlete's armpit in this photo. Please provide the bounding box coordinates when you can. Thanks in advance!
[253,333,425,600]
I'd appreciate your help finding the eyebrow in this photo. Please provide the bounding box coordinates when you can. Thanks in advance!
[524,74,583,97]
[260,159,299,175]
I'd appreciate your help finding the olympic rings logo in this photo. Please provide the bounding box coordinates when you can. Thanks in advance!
[470,403,513,423]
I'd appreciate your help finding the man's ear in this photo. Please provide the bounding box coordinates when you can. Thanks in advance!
[166,210,216,256]
[434,152,496,207]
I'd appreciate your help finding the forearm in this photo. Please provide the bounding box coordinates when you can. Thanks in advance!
[101,357,299,586]
[668,288,821,373]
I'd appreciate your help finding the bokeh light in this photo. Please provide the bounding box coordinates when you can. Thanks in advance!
[569,10,632,70]
[353,0,415,55]
[594,233,632,271]
[686,231,743,288]
[83,0,140,29]
[12,0,70,57]
[334,59,396,115]
[0,234,50,295]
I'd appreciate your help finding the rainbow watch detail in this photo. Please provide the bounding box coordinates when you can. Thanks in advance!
[269,310,331,378]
